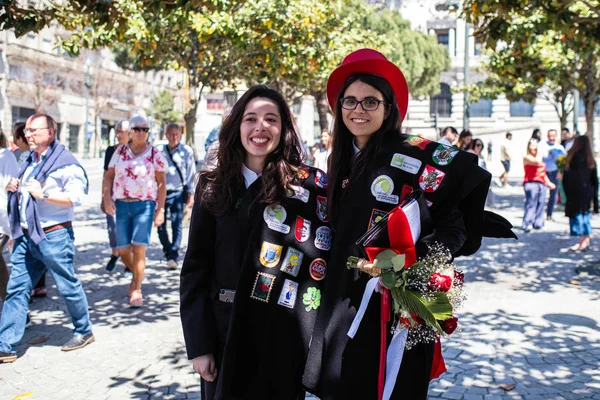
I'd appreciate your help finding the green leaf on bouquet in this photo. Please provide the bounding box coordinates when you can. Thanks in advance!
[392,254,406,272]
[391,288,447,333]
[373,250,398,270]
[422,292,453,321]
[381,270,397,289]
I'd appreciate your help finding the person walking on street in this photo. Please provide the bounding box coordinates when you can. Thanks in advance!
[11,123,30,166]
[0,130,19,300]
[499,132,512,187]
[439,126,458,146]
[313,129,332,172]
[103,115,167,308]
[158,123,196,270]
[487,139,493,161]
[457,129,473,151]
[522,139,556,232]
[0,113,94,364]
[563,135,598,251]
[541,129,566,221]
[101,120,131,273]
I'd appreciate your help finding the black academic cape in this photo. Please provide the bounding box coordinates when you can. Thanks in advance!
[302,133,495,400]
[563,152,599,218]
[184,167,330,400]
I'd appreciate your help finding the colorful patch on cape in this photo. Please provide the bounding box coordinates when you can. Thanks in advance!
[370,175,399,205]
[280,247,304,277]
[259,241,283,268]
[263,204,291,234]
[368,209,388,230]
[303,287,321,311]
[316,195,328,222]
[432,144,459,166]
[296,168,310,180]
[277,279,299,309]
[314,226,332,251]
[250,272,276,303]
[288,185,310,203]
[400,184,413,203]
[315,170,328,189]
[390,153,422,175]
[309,258,327,281]
[405,135,430,150]
[294,216,311,243]
[418,165,446,193]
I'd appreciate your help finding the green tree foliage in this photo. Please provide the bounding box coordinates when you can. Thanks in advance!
[461,0,600,141]
[146,90,182,139]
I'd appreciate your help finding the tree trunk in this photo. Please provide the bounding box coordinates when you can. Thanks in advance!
[313,91,331,131]
[584,97,595,143]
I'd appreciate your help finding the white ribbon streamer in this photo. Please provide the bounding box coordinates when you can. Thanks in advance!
[383,328,408,400]
[347,277,379,338]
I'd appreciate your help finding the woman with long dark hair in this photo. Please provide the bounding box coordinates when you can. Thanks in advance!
[563,135,598,251]
[302,49,507,400]
[180,85,329,400]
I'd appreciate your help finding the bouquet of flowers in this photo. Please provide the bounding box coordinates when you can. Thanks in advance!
[347,243,465,349]
[556,155,567,173]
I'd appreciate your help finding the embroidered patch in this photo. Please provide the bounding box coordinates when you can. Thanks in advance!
[277,279,299,309]
[303,287,321,311]
[294,217,311,242]
[315,170,328,189]
[280,247,304,277]
[296,168,310,180]
[390,153,422,175]
[314,226,332,251]
[419,165,446,193]
[263,204,291,234]
[370,175,399,205]
[251,272,276,302]
[432,144,459,166]
[288,185,310,203]
[309,258,327,281]
[400,184,413,202]
[259,241,283,268]
[368,209,388,230]
[405,135,430,150]
[316,195,328,222]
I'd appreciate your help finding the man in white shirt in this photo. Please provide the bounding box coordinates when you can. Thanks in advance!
[499,132,513,187]
[313,129,331,172]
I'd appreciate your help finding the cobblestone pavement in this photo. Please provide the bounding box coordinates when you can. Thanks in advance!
[0,159,598,400]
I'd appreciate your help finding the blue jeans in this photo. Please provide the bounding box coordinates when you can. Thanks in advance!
[523,182,547,230]
[0,228,92,353]
[157,191,185,261]
[546,170,559,217]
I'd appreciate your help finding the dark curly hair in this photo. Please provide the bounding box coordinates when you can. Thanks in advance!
[197,85,304,216]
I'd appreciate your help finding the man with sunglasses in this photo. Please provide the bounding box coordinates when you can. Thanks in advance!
[0,114,93,364]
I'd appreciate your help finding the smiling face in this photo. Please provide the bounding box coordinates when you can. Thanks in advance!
[341,80,388,149]
[240,97,282,170]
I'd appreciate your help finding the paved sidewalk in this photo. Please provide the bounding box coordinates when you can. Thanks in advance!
[0,172,598,399]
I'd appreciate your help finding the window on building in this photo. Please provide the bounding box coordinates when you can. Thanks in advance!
[68,125,80,153]
[224,91,238,107]
[206,98,225,111]
[11,106,36,125]
[430,83,452,118]
[474,37,483,56]
[509,98,535,117]
[578,98,600,117]
[436,30,449,51]
[470,98,493,117]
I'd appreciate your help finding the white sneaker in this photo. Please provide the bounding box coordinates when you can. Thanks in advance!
[167,259,178,270]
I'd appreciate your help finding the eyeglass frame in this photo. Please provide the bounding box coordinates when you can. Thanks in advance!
[24,127,51,135]
[340,96,387,111]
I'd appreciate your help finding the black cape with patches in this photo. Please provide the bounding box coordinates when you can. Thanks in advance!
[302,133,515,400]
[200,167,330,400]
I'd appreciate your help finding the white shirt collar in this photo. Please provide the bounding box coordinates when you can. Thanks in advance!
[352,138,361,155]
[241,163,261,188]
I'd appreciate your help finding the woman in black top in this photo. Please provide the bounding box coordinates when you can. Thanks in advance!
[303,49,496,400]
[563,135,599,251]
[181,85,329,400]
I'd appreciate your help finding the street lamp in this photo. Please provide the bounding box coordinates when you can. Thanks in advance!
[83,60,92,158]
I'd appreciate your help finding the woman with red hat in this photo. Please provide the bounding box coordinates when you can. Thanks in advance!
[301,49,509,399]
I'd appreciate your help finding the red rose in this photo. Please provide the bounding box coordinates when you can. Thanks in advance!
[440,316,458,334]
[428,273,452,292]
[409,312,425,325]
[454,270,464,285]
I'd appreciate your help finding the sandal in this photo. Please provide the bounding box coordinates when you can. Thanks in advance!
[129,290,143,308]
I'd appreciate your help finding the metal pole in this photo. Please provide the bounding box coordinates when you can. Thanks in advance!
[573,90,579,134]
[84,85,89,158]
[463,23,470,130]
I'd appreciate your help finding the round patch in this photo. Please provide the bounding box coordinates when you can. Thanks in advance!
[371,175,394,196]
[315,170,328,189]
[309,258,327,281]
[314,226,332,251]
[263,204,290,233]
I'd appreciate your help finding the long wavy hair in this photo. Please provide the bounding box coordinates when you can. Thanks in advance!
[327,74,401,224]
[198,85,304,216]
[566,135,595,169]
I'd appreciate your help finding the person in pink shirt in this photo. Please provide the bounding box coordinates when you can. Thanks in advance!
[102,116,167,307]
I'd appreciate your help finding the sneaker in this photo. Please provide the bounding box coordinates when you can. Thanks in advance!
[522,226,532,233]
[124,268,133,279]
[106,255,119,273]
[167,259,178,270]
[61,332,95,352]
[0,351,17,363]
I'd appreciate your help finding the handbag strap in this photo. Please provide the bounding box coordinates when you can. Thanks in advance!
[164,145,186,187]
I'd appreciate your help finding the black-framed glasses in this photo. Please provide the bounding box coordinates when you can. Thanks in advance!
[475,143,483,147]
[341,97,386,111]
[132,127,150,133]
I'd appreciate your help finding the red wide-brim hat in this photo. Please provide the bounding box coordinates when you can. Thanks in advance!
[326,48,409,121]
